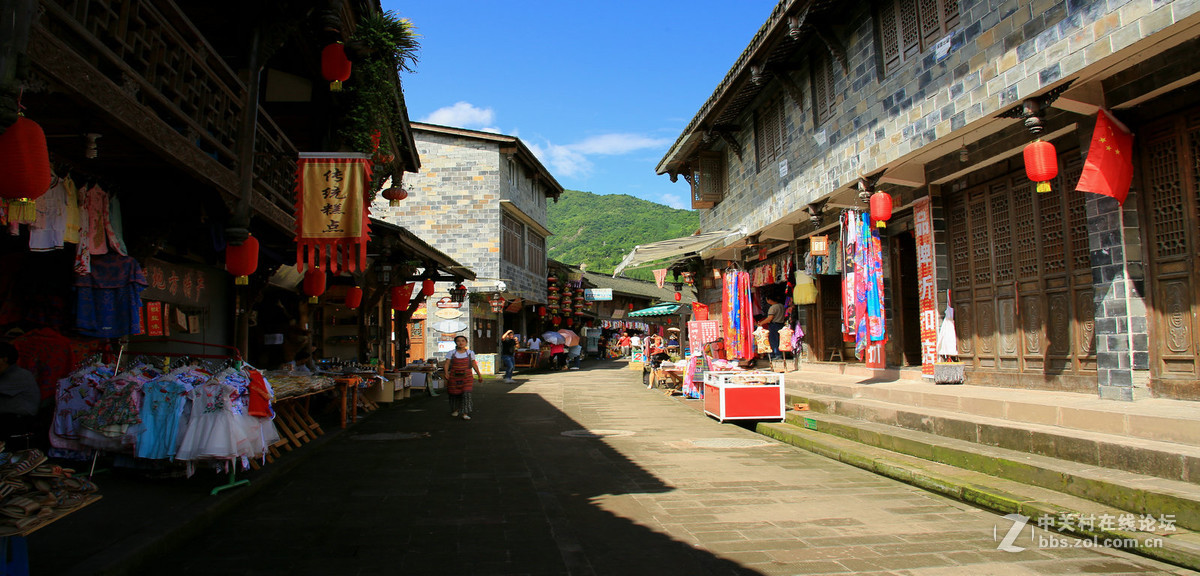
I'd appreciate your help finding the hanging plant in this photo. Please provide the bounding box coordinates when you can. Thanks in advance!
[338,11,421,199]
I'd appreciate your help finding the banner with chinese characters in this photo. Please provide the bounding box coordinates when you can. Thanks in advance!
[687,320,721,356]
[295,153,372,274]
[914,196,938,378]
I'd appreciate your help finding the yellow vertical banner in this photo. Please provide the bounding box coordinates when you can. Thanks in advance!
[295,153,372,274]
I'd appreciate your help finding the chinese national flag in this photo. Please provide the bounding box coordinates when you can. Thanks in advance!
[1076,109,1134,205]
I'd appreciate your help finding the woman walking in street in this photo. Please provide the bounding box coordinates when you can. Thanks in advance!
[444,335,482,420]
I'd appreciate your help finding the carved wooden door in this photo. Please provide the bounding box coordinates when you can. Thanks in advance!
[947,150,1095,387]
[406,320,425,364]
[1141,113,1200,381]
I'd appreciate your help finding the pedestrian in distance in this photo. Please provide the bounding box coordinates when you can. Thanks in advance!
[500,330,517,383]
[758,294,786,360]
[444,336,482,420]
[568,344,582,370]
[618,332,631,358]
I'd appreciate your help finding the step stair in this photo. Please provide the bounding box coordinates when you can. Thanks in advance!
[759,374,1200,570]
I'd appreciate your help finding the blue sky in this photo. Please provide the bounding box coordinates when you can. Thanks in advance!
[382,1,778,210]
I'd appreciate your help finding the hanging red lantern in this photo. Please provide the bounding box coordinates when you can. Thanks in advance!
[391,284,413,311]
[870,191,893,228]
[552,317,562,326]
[547,276,557,283]
[1024,140,1058,193]
[537,306,547,317]
[422,278,435,296]
[674,292,682,302]
[628,302,634,310]
[0,116,52,224]
[345,286,363,309]
[302,269,326,303]
[381,186,407,206]
[586,320,594,328]
[225,235,259,286]
[321,43,352,91]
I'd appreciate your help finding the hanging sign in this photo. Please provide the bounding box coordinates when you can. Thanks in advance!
[584,288,612,301]
[435,296,462,309]
[434,308,463,319]
[145,302,165,337]
[295,153,372,274]
[687,320,721,356]
[914,196,938,378]
[810,235,829,256]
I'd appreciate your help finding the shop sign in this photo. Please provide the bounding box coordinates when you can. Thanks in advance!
[809,235,829,256]
[687,320,721,356]
[145,302,165,337]
[914,197,938,378]
[584,288,612,301]
[143,259,210,307]
[434,308,462,319]
[435,296,462,309]
[865,341,886,370]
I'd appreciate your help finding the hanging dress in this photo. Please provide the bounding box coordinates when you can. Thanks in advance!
[175,381,246,461]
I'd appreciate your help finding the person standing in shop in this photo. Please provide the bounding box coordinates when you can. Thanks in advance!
[444,335,482,420]
[500,330,517,383]
[617,332,631,358]
[757,294,787,360]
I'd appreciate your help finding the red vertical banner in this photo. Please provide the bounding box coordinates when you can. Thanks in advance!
[914,197,938,378]
[145,302,164,337]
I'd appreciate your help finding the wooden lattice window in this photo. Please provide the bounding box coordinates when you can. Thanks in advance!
[876,0,959,74]
[755,97,786,172]
[526,231,546,276]
[502,213,524,266]
[691,151,726,209]
[811,53,836,126]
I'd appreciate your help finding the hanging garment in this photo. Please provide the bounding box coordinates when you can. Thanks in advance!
[778,326,795,352]
[938,306,959,356]
[134,373,193,460]
[108,194,129,256]
[52,364,114,450]
[63,176,81,244]
[76,364,161,452]
[793,271,817,305]
[29,178,67,252]
[75,253,147,338]
[175,381,248,461]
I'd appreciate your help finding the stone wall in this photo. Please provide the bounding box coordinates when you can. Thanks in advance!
[697,0,1198,236]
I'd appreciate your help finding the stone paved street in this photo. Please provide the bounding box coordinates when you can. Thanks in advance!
[131,363,1190,575]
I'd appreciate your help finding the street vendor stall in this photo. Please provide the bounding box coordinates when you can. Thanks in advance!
[703,371,785,422]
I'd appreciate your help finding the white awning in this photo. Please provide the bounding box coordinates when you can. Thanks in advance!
[613,229,743,276]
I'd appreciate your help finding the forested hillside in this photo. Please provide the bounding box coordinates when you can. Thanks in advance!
[547,190,700,281]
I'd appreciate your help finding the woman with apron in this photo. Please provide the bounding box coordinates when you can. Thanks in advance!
[444,335,482,420]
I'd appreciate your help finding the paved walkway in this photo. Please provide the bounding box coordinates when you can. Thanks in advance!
[105,361,1185,576]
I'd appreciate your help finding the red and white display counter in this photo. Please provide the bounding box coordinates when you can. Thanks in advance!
[702,371,785,422]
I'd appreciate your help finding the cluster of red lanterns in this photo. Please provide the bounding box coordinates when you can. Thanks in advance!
[0,115,52,224]
[321,43,352,91]
[1024,139,1058,193]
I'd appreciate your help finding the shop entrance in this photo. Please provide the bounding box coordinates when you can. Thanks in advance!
[892,232,922,366]
[406,320,425,363]
[474,319,498,353]
[816,275,850,362]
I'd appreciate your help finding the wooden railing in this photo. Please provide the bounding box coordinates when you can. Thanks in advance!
[37,0,298,229]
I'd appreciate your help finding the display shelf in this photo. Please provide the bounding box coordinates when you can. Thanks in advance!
[702,371,785,422]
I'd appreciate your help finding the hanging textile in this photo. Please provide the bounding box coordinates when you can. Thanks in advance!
[721,270,754,360]
[793,271,817,305]
[75,253,147,338]
[853,212,887,360]
[841,212,857,341]
[653,268,668,289]
[295,153,372,274]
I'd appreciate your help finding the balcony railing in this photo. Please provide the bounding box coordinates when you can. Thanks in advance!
[36,0,298,229]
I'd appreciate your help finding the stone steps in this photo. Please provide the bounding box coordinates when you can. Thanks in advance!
[757,419,1200,571]
[784,387,1200,486]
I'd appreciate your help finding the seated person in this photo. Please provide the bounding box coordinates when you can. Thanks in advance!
[0,342,40,443]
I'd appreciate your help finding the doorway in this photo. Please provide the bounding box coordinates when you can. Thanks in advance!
[892,232,922,366]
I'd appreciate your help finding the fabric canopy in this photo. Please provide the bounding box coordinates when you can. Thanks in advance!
[628,303,682,317]
[613,229,742,276]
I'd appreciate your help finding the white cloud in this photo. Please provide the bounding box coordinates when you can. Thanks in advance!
[420,102,496,130]
[527,142,592,178]
[659,193,689,210]
[568,133,672,155]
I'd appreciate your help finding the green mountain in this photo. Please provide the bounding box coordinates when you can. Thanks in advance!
[547,190,700,282]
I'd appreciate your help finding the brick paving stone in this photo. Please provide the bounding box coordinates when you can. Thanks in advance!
[45,362,1187,576]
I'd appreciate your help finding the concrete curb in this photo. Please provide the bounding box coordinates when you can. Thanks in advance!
[756,420,1200,571]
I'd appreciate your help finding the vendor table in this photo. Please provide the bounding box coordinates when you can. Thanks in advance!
[703,371,785,422]
[514,348,551,370]
[649,366,685,393]
[0,495,101,576]
[264,372,338,451]
[389,366,441,398]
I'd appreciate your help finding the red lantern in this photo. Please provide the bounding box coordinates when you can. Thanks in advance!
[302,269,326,303]
[674,292,682,302]
[1024,140,1058,193]
[538,306,547,317]
[422,278,435,297]
[321,43,352,91]
[628,302,634,310]
[552,317,561,327]
[0,116,52,224]
[345,286,363,309]
[381,186,407,206]
[391,284,413,311]
[225,235,259,286]
[870,191,893,228]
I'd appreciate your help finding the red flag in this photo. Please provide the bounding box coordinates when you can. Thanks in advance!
[1076,109,1134,205]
